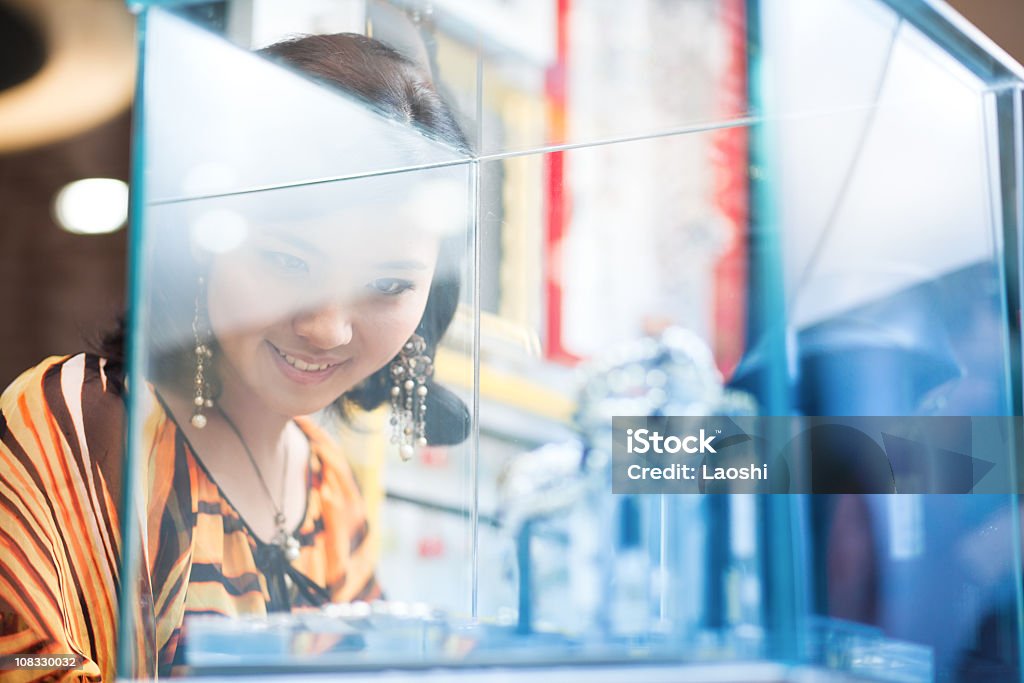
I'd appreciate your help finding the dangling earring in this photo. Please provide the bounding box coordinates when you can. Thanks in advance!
[389,333,433,461]
[191,276,214,429]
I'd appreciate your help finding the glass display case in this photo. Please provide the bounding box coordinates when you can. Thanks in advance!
[120,0,1024,680]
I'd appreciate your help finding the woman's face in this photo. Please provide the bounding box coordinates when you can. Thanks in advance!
[204,213,440,418]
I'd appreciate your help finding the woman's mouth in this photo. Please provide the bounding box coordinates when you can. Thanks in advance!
[267,342,346,385]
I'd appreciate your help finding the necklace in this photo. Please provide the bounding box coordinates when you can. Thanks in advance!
[216,407,302,562]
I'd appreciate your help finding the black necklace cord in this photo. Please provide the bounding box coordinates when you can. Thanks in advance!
[214,407,330,612]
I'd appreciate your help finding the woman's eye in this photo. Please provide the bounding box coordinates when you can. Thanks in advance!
[369,278,414,296]
[263,251,309,274]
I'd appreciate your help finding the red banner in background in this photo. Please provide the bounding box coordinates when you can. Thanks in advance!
[543,0,580,364]
[710,0,750,378]
[544,0,749,370]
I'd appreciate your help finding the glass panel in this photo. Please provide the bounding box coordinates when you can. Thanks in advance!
[476,0,753,155]
[143,7,470,202]
[136,0,755,157]
[761,0,904,118]
[147,0,754,157]
[471,8,1022,676]
[772,27,997,346]
[477,130,751,368]
[753,4,1023,681]
[475,129,760,663]
[120,7,476,677]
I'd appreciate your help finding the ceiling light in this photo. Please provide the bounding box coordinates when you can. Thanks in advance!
[53,178,129,235]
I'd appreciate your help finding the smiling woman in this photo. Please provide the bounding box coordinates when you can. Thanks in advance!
[0,32,470,680]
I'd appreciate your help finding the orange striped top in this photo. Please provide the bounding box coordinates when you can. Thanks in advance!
[0,354,380,681]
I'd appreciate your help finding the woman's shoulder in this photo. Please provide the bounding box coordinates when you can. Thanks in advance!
[2,353,126,428]
[1,353,127,498]
[2,352,124,409]
[297,417,351,474]
[0,353,123,681]
[295,417,367,502]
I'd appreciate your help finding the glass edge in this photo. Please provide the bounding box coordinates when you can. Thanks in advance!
[116,7,150,679]
[127,0,213,10]
[469,159,481,619]
[875,0,1024,85]
[1007,87,1024,683]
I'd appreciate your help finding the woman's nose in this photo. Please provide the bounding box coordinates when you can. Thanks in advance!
[292,305,354,349]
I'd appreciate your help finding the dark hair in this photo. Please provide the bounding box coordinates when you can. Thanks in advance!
[100,33,470,445]
[260,33,469,154]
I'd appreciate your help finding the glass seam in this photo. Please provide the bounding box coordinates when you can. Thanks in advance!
[470,158,481,620]
[785,17,903,311]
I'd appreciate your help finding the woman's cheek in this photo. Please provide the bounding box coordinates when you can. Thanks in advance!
[364,297,429,359]
[208,261,300,334]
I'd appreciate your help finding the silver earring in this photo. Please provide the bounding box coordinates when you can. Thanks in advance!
[389,333,432,461]
[191,276,214,429]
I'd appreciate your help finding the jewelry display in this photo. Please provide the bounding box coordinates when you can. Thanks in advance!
[389,333,433,461]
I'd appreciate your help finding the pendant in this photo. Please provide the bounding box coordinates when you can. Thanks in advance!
[273,526,301,562]
[282,535,301,562]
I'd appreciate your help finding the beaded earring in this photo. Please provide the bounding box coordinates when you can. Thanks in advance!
[389,333,433,460]
[191,276,215,429]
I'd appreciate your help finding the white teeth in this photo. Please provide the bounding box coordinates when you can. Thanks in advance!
[277,349,335,372]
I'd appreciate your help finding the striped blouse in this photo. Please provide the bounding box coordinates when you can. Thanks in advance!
[0,354,380,681]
